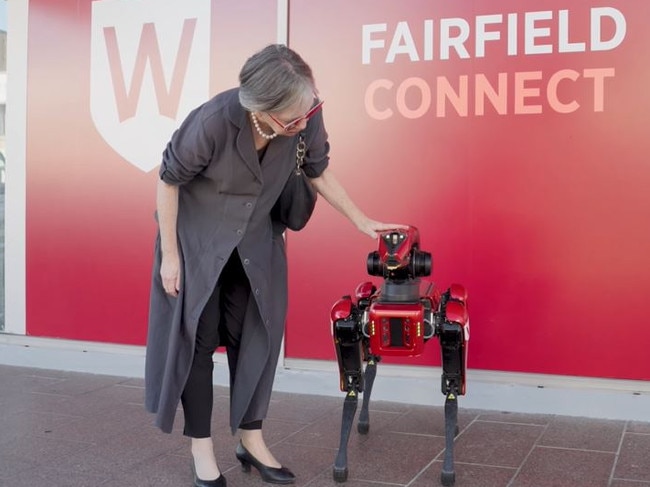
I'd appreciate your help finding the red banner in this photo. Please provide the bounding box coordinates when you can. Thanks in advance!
[24,0,650,380]
[285,0,650,380]
[25,0,277,343]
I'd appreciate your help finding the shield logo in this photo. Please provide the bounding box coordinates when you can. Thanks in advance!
[90,0,211,172]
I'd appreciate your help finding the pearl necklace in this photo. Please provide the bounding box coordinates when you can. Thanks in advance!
[250,112,278,140]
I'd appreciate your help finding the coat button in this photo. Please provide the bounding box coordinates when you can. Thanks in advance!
[255,288,260,295]
[236,229,243,236]
[243,258,250,265]
[246,202,253,208]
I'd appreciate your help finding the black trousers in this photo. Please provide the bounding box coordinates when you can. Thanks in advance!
[181,250,261,438]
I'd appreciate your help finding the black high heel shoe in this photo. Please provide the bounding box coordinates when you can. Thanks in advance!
[191,459,227,487]
[235,442,295,484]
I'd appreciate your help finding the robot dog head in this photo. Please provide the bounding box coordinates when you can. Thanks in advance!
[366,226,432,281]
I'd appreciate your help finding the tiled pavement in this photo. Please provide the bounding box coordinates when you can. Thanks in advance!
[0,364,649,487]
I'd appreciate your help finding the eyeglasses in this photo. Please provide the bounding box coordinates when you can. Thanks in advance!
[268,99,324,131]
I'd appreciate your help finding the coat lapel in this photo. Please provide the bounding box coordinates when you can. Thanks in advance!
[228,92,263,183]
[227,89,298,184]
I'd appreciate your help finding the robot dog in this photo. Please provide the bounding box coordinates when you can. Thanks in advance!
[330,226,469,486]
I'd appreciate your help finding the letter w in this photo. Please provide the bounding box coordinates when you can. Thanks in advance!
[103,18,197,122]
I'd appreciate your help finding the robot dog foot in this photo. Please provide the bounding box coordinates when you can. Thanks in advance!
[333,391,358,482]
[440,392,460,486]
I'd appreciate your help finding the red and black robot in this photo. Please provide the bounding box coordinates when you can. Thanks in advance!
[330,226,469,486]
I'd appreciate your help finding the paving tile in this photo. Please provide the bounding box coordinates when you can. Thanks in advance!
[0,455,38,480]
[510,447,614,487]
[1,366,75,379]
[628,421,650,434]
[0,433,93,482]
[47,424,185,477]
[355,405,409,435]
[365,398,413,414]
[74,382,146,406]
[1,466,112,486]
[2,364,650,486]
[0,434,90,467]
[412,460,516,487]
[0,390,72,420]
[283,406,399,450]
[478,411,554,426]
[511,447,615,487]
[38,402,153,443]
[41,391,122,417]
[246,417,312,448]
[538,416,625,452]
[386,405,477,436]
[266,391,341,423]
[453,420,544,467]
[101,453,190,487]
[343,430,446,484]
[0,364,19,375]
[31,373,128,396]
[614,433,650,481]
[119,376,145,387]
[306,469,406,486]
[0,372,62,394]
[0,374,143,419]
[0,409,84,440]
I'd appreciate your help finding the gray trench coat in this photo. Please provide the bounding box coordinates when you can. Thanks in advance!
[144,88,329,434]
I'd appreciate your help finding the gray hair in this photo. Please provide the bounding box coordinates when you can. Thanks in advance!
[239,44,316,113]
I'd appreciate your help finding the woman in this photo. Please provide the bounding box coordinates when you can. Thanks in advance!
[145,44,403,486]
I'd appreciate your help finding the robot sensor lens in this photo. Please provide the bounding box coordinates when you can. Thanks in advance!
[411,250,432,277]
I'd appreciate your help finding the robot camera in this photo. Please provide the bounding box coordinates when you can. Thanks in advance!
[367,227,432,279]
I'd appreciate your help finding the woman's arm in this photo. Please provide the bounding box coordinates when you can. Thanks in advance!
[157,179,181,296]
[309,167,406,239]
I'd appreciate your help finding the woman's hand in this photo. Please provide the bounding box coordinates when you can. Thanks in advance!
[160,252,181,296]
[157,180,181,296]
[355,217,409,239]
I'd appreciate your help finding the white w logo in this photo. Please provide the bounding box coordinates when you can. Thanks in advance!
[103,19,197,122]
[90,0,211,172]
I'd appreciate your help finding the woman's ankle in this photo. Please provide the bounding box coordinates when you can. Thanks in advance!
[239,430,280,468]
[191,437,221,479]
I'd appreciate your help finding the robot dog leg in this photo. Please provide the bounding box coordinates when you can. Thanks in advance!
[437,285,469,487]
[349,282,380,436]
[331,294,364,483]
[331,281,383,482]
[357,353,380,435]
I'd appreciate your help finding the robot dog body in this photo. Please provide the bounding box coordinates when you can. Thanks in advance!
[331,226,469,486]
